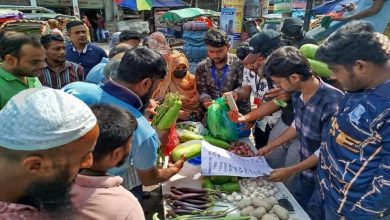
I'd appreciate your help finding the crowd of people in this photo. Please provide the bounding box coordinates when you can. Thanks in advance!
[0,14,389,220]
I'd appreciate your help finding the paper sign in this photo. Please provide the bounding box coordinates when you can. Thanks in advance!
[201,143,273,177]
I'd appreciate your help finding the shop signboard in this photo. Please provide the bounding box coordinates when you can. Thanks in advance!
[221,0,245,48]
[220,7,235,46]
[36,0,104,9]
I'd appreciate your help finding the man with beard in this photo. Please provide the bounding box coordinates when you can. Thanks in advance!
[0,88,99,220]
[62,47,185,207]
[36,34,84,89]
[196,29,251,114]
[315,21,390,220]
[0,32,46,109]
[71,104,144,220]
[65,20,107,76]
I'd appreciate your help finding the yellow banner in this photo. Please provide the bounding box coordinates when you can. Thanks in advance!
[222,0,245,33]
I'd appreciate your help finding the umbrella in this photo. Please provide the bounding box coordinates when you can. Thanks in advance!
[115,0,152,11]
[159,8,212,23]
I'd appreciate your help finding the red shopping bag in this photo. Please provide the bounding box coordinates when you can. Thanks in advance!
[164,124,180,156]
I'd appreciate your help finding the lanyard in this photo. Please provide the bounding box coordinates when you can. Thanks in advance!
[211,65,228,93]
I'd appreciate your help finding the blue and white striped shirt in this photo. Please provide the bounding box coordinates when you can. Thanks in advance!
[292,78,344,179]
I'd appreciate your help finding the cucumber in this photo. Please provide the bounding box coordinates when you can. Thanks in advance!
[307,58,331,78]
[300,44,318,60]
[210,176,231,184]
[203,136,231,149]
[170,143,201,162]
[221,182,241,193]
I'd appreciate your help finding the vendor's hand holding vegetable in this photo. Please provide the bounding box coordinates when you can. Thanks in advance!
[168,155,186,174]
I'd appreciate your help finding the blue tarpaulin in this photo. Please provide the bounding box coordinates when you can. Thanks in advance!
[152,0,189,8]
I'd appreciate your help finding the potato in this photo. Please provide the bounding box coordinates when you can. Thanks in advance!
[243,199,252,206]
[263,198,278,206]
[262,213,280,220]
[236,200,247,209]
[272,205,289,220]
[251,198,272,211]
[249,207,266,218]
[240,206,255,216]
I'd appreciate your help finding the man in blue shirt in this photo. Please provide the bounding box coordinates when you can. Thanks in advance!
[63,47,185,206]
[259,46,344,220]
[316,21,390,220]
[65,20,107,76]
[86,43,132,84]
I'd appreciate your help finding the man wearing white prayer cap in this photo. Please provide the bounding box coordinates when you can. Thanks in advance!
[0,88,99,220]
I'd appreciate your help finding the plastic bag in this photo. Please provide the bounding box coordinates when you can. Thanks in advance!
[164,124,180,156]
[176,121,206,135]
[207,98,238,142]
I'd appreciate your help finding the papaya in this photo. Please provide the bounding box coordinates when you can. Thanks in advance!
[307,58,331,78]
[300,44,318,60]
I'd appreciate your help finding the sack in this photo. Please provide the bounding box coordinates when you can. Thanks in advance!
[207,98,238,142]
[164,124,180,156]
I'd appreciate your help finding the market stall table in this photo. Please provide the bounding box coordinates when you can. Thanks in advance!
[162,138,311,220]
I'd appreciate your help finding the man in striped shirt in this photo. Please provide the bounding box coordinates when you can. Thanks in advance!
[36,34,84,89]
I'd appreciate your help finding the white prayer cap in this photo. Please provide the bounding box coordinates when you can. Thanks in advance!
[0,88,97,151]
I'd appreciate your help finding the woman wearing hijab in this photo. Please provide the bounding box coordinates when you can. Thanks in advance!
[153,53,203,121]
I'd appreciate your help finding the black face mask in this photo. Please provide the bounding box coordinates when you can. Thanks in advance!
[173,70,187,79]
